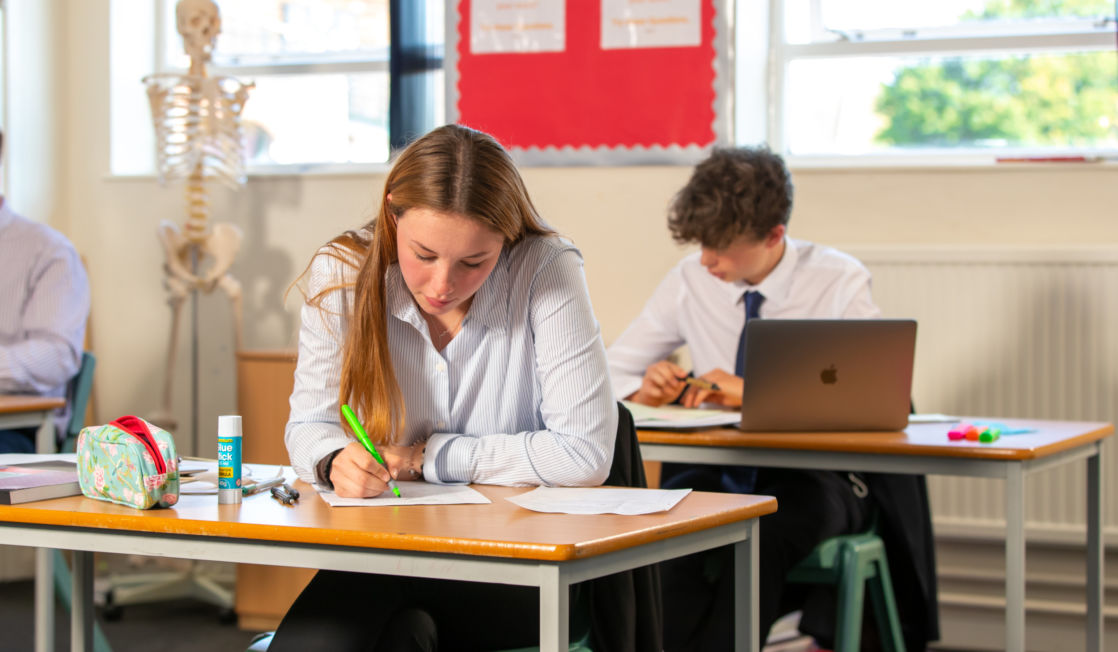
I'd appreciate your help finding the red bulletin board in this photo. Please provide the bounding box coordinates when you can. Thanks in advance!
[451,0,727,160]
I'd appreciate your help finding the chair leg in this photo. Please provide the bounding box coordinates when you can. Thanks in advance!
[867,554,906,652]
[52,549,115,652]
[833,543,866,652]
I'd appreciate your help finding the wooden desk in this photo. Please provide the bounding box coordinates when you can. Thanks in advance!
[0,480,776,652]
[0,395,66,652]
[638,418,1113,652]
[233,349,313,629]
[0,395,65,454]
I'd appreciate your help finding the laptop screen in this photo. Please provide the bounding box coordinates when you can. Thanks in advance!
[739,319,916,432]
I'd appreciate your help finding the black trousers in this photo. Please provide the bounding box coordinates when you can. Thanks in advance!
[268,570,543,652]
[0,427,36,454]
[659,465,872,651]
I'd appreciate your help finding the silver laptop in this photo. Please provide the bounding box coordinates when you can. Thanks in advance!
[739,319,916,432]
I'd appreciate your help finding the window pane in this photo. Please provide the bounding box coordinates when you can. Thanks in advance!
[163,0,389,67]
[784,51,1118,155]
[784,0,1114,43]
[241,72,390,165]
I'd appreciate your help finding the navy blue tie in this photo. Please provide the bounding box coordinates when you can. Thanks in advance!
[734,291,765,377]
[659,290,766,495]
[722,290,764,494]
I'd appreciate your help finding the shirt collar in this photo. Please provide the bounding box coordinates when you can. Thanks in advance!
[739,236,798,306]
[468,246,510,331]
[385,246,511,333]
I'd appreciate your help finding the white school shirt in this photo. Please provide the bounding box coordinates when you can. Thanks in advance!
[607,237,881,400]
[286,234,617,487]
[0,201,90,404]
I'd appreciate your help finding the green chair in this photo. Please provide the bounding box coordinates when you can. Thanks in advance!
[61,351,96,452]
[51,352,113,652]
[785,517,905,652]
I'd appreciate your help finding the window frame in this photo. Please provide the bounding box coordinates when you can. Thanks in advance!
[145,0,440,175]
[765,0,1118,165]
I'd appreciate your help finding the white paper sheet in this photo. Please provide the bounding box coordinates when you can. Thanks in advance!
[470,0,565,54]
[317,481,492,507]
[506,487,692,515]
[601,0,701,50]
[624,400,740,429]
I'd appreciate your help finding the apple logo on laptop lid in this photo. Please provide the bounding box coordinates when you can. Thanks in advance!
[820,364,838,385]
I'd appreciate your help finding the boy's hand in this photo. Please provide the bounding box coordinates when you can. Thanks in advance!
[628,360,688,406]
[679,368,743,408]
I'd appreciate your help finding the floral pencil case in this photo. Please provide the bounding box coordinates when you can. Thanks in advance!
[76,415,180,509]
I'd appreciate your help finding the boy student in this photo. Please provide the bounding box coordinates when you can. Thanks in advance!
[607,146,938,650]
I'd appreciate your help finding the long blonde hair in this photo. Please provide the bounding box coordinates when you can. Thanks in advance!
[305,124,552,444]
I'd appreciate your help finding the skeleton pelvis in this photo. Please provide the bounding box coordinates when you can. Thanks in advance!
[157,219,243,290]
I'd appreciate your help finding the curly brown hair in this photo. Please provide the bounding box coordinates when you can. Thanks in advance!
[667,146,793,249]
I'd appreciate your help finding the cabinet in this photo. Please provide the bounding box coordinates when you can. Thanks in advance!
[234,349,315,631]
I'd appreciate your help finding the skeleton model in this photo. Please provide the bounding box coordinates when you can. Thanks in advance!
[144,0,252,431]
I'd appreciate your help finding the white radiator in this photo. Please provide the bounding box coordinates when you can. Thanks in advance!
[848,246,1118,543]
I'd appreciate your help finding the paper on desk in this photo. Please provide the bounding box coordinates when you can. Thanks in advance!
[624,400,740,430]
[506,487,692,515]
[317,481,491,507]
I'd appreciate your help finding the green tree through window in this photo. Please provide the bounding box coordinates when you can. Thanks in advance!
[874,0,1118,148]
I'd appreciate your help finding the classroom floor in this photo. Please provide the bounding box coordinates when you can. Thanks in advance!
[0,578,262,652]
[0,558,973,652]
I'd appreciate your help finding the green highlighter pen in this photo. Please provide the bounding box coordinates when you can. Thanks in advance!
[341,404,402,497]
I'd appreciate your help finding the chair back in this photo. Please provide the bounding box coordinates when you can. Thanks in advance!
[63,351,97,451]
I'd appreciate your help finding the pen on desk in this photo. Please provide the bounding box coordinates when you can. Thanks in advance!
[242,476,285,496]
[341,403,402,497]
[681,375,721,392]
[270,485,296,505]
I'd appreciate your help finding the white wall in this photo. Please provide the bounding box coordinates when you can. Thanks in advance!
[16,1,1118,459]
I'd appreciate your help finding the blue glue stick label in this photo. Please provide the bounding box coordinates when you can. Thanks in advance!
[217,436,242,490]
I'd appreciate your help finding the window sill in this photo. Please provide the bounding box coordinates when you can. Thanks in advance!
[107,162,393,182]
[787,153,1118,173]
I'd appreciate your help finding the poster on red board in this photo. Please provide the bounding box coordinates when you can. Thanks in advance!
[448,0,730,165]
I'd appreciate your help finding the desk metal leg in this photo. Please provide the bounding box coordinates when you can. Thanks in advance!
[538,565,568,652]
[34,411,57,652]
[35,415,55,456]
[734,519,759,652]
[72,550,94,652]
[35,548,54,652]
[1086,444,1103,652]
[1005,464,1026,652]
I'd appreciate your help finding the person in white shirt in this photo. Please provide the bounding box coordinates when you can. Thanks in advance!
[273,124,618,651]
[0,130,90,452]
[607,146,937,651]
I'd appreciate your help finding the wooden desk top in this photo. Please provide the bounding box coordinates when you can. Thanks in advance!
[0,395,65,415]
[639,418,1114,462]
[0,484,776,562]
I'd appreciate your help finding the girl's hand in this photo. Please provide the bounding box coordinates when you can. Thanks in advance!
[330,439,428,497]
[380,440,426,482]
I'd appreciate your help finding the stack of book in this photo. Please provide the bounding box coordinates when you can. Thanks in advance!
[0,460,81,505]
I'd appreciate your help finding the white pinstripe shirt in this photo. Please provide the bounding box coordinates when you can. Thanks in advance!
[0,201,89,409]
[285,234,617,487]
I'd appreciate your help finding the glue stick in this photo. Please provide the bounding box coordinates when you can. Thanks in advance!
[217,415,243,504]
